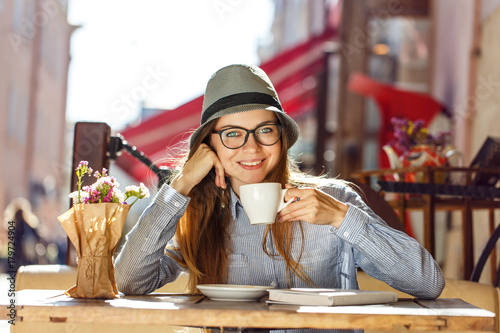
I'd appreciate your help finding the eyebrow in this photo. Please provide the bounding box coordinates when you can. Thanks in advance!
[217,120,278,131]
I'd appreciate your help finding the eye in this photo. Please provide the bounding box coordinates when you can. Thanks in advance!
[257,125,275,134]
[223,128,244,138]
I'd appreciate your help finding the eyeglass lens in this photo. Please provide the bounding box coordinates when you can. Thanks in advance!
[220,124,281,149]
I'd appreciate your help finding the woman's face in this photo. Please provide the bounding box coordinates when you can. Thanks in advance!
[210,109,282,195]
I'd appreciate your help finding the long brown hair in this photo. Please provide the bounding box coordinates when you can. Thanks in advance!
[167,114,312,291]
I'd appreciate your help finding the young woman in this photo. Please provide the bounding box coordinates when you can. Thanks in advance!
[115,64,445,301]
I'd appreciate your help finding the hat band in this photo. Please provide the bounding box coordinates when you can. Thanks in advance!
[201,92,283,124]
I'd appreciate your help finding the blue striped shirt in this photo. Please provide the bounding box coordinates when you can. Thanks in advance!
[115,182,445,332]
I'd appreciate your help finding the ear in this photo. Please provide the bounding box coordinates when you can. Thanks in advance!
[207,138,217,153]
[204,134,214,150]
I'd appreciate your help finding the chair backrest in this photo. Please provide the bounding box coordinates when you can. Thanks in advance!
[66,122,112,265]
[470,222,500,287]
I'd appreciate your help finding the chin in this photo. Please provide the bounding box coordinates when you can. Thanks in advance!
[240,174,268,185]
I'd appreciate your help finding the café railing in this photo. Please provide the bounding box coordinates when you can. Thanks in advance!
[351,166,500,282]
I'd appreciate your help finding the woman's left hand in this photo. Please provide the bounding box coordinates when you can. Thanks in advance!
[278,185,349,228]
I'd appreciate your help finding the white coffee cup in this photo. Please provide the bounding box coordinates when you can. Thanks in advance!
[239,182,294,225]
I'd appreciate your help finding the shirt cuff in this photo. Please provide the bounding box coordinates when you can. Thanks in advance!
[333,203,369,244]
[138,185,191,250]
[155,184,190,216]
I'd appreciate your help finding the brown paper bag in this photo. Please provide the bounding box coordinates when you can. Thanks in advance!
[57,203,130,299]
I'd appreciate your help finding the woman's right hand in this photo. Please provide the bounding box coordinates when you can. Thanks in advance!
[170,143,226,196]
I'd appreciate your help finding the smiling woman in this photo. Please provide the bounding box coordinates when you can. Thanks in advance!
[115,64,445,329]
[209,110,284,190]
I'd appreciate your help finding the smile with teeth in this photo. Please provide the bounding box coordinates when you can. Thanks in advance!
[239,160,263,166]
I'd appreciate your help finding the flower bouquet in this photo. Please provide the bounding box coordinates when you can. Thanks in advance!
[57,161,149,299]
[385,118,455,183]
[389,117,452,157]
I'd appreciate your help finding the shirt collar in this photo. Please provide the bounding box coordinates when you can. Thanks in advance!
[228,186,241,220]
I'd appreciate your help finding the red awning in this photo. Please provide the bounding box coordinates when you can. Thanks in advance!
[347,72,450,168]
[116,27,337,183]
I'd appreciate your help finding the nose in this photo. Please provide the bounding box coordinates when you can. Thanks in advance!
[242,132,261,151]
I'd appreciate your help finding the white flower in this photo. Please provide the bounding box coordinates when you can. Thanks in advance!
[93,176,118,189]
[124,182,150,205]
[112,189,126,203]
[69,190,89,205]
[125,185,139,194]
[139,183,150,199]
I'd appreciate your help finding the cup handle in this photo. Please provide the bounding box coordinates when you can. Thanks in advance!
[278,189,294,212]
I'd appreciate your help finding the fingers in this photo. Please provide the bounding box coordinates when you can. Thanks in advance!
[197,144,226,189]
[278,198,311,222]
[279,187,304,219]
[213,158,226,189]
[171,144,226,195]
[283,184,300,201]
[278,187,348,227]
[283,186,315,203]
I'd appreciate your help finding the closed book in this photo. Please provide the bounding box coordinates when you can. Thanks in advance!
[267,288,398,306]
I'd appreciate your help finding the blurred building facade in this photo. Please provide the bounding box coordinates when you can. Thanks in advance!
[257,0,341,175]
[0,0,75,267]
[258,0,334,61]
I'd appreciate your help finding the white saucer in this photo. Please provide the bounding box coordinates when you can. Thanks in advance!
[197,284,271,301]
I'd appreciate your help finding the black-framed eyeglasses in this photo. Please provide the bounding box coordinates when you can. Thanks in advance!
[212,124,283,149]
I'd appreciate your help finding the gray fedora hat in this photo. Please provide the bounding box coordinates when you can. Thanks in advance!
[189,64,300,148]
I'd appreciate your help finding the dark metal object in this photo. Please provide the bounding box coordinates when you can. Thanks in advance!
[470,223,500,287]
[107,134,172,188]
[378,181,500,199]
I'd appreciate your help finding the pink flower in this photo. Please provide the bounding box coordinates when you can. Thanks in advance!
[389,117,451,155]
[71,160,150,207]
